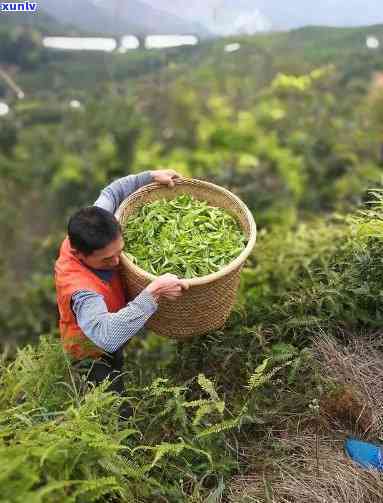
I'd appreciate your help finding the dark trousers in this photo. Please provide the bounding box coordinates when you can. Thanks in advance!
[74,349,132,420]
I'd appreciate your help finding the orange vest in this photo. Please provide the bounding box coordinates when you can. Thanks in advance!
[55,237,126,360]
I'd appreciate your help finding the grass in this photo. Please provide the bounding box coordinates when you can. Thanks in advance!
[226,332,383,502]
[3,196,383,501]
[228,434,383,503]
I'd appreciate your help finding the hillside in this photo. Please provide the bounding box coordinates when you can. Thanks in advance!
[0,6,70,33]
[1,21,383,502]
[1,23,382,98]
[37,0,210,36]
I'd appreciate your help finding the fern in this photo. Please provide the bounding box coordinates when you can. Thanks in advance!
[197,418,240,438]
[197,374,219,401]
[134,440,186,468]
[270,342,299,363]
[98,455,149,479]
[184,398,225,426]
[183,398,212,408]
[133,440,212,469]
[70,477,121,502]
[148,377,187,398]
[193,403,218,426]
[247,358,270,391]
[247,358,293,391]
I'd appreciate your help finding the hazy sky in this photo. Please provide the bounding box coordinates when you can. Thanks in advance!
[141,0,383,32]
[90,0,383,35]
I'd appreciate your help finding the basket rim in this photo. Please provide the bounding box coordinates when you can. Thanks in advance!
[116,177,257,286]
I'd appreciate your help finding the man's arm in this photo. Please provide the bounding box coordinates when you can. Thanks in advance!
[71,289,158,354]
[94,171,153,214]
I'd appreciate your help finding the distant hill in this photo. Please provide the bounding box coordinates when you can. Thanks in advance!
[2,22,382,98]
[253,0,383,30]
[0,6,70,34]
[37,0,210,36]
[144,0,383,34]
[253,24,383,62]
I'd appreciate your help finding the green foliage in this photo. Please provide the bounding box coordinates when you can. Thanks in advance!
[2,188,383,500]
[1,336,295,502]
[242,219,349,337]
[132,60,382,226]
[2,24,383,346]
[0,26,44,69]
[243,193,383,336]
[122,194,246,277]
[184,374,225,426]
[3,21,383,501]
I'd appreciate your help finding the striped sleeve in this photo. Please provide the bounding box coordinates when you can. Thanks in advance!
[71,289,158,353]
[94,171,153,213]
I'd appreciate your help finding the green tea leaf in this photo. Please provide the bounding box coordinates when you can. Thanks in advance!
[122,194,247,278]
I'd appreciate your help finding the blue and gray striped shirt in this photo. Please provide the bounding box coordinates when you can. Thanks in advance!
[71,171,158,354]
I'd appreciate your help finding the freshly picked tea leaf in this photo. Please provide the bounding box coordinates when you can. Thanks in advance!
[122,194,247,278]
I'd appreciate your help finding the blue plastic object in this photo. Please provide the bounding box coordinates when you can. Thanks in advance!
[344,438,383,471]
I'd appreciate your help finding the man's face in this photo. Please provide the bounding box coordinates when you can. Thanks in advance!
[74,234,125,270]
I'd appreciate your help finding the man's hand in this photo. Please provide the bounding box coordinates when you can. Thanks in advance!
[151,169,182,188]
[145,273,189,301]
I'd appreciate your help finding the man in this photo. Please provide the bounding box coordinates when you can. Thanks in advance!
[55,168,188,418]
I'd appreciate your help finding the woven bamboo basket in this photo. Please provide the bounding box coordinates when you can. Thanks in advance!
[115,178,257,338]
